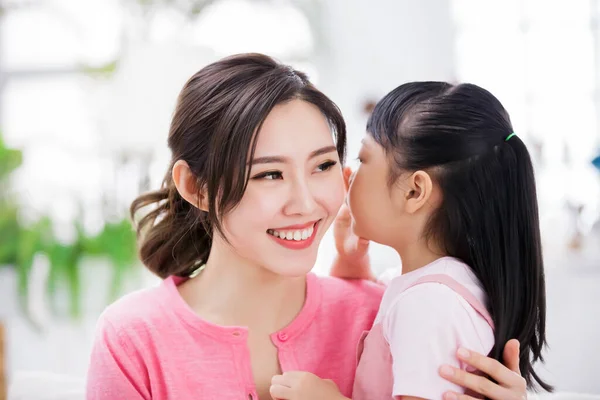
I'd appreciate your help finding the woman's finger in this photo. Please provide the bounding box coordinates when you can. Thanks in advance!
[439,365,517,400]
[503,339,521,374]
[455,348,525,389]
[442,392,479,400]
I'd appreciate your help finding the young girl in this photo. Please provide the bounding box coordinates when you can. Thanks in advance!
[270,82,551,400]
[86,56,528,400]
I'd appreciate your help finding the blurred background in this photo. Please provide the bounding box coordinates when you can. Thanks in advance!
[0,0,599,398]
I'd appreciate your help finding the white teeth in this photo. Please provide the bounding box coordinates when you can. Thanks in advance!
[268,224,316,241]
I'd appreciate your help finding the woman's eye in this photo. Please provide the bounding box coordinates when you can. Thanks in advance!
[316,160,338,172]
[253,171,283,180]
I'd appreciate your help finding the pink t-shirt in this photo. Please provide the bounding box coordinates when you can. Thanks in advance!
[353,257,495,400]
[86,273,383,399]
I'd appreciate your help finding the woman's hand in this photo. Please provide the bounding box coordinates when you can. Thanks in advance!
[439,339,527,400]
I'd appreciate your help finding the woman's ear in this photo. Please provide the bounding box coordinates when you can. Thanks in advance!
[172,160,208,212]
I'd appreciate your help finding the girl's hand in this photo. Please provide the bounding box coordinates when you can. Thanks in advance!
[270,371,348,400]
[331,167,374,281]
[440,339,527,400]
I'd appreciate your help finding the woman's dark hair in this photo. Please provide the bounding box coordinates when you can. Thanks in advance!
[367,82,551,392]
[130,53,346,279]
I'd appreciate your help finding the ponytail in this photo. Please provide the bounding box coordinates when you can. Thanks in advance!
[438,135,552,391]
[130,170,211,278]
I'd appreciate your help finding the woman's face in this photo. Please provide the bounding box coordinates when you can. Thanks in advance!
[219,99,345,277]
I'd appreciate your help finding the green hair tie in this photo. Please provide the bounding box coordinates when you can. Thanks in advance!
[505,132,517,142]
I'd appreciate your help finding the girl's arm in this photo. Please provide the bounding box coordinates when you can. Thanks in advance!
[387,285,527,400]
[396,341,527,400]
[439,339,527,400]
[330,167,375,281]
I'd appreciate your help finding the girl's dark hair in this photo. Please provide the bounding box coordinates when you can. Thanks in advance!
[368,82,551,392]
[130,53,346,279]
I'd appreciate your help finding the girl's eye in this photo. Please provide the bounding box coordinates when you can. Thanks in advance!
[316,160,338,172]
[356,156,363,163]
[253,171,283,180]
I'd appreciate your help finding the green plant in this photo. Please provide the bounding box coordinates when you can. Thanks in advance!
[0,133,139,320]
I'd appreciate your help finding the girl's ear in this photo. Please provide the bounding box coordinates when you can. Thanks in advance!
[403,170,434,214]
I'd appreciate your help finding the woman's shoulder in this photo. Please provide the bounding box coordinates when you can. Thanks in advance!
[314,274,384,313]
[96,279,174,336]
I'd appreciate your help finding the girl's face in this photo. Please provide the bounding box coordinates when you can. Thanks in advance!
[348,135,404,247]
[348,134,440,254]
[218,99,345,276]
